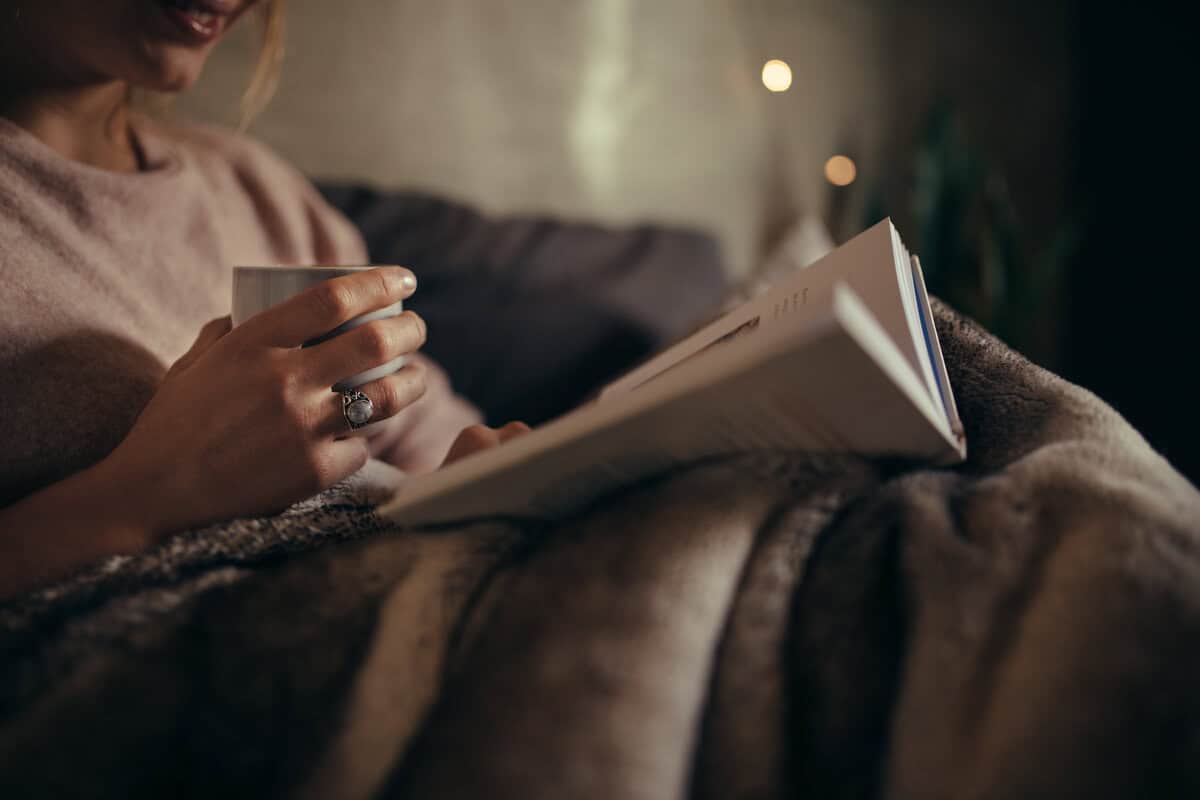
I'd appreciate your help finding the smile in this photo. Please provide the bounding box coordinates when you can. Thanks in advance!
[155,0,242,44]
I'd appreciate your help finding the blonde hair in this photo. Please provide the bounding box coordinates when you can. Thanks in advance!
[239,0,286,129]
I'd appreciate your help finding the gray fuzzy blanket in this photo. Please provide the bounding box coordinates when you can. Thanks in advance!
[2,302,1199,799]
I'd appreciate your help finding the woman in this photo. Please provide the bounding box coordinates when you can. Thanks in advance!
[0,0,526,599]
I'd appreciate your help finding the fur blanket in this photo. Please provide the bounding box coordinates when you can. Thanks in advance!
[2,302,1198,799]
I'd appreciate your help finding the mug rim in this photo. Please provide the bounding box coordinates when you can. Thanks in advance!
[233,265,382,273]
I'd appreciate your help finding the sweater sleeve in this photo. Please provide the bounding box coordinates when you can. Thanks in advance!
[367,353,484,475]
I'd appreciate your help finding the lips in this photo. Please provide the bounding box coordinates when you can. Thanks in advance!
[155,0,242,44]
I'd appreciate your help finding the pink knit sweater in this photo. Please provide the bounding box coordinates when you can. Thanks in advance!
[0,116,480,507]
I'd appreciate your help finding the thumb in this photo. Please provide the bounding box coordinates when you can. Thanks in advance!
[168,316,232,378]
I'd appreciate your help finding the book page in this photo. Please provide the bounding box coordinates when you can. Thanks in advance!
[910,256,964,439]
[597,219,921,404]
[595,293,774,401]
[597,246,846,401]
[890,228,944,416]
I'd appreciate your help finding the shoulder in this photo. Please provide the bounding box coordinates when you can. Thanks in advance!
[144,119,367,264]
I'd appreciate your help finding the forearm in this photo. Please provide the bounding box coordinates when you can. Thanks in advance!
[0,458,154,602]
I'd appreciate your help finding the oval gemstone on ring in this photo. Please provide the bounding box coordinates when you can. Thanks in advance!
[346,396,374,426]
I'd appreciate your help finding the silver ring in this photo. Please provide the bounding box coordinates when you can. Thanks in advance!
[341,389,374,430]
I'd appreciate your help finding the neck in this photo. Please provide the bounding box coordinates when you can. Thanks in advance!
[0,82,141,173]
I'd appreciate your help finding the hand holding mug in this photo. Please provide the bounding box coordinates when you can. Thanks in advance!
[101,267,428,537]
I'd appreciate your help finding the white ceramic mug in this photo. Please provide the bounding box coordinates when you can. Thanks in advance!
[232,266,408,391]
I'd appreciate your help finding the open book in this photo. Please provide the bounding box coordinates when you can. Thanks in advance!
[380,218,966,526]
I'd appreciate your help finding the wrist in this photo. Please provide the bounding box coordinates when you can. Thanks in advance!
[76,454,169,550]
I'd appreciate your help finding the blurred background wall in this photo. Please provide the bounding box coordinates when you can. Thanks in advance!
[177,0,1198,484]
[178,0,1074,278]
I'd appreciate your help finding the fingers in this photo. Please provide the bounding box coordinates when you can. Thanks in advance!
[441,421,532,467]
[442,424,501,466]
[302,311,426,388]
[241,267,417,348]
[497,421,532,443]
[168,316,232,378]
[311,437,372,490]
[318,361,428,439]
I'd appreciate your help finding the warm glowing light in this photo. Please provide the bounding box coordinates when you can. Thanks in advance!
[824,155,857,186]
[761,59,793,93]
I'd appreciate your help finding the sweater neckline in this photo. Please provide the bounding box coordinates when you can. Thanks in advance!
[0,114,182,184]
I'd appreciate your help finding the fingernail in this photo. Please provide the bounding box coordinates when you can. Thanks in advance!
[400,272,417,292]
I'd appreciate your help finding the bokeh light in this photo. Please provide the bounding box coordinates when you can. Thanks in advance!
[761,59,793,93]
[824,155,858,186]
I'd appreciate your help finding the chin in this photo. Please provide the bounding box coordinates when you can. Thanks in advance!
[132,44,212,93]
[151,65,206,93]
